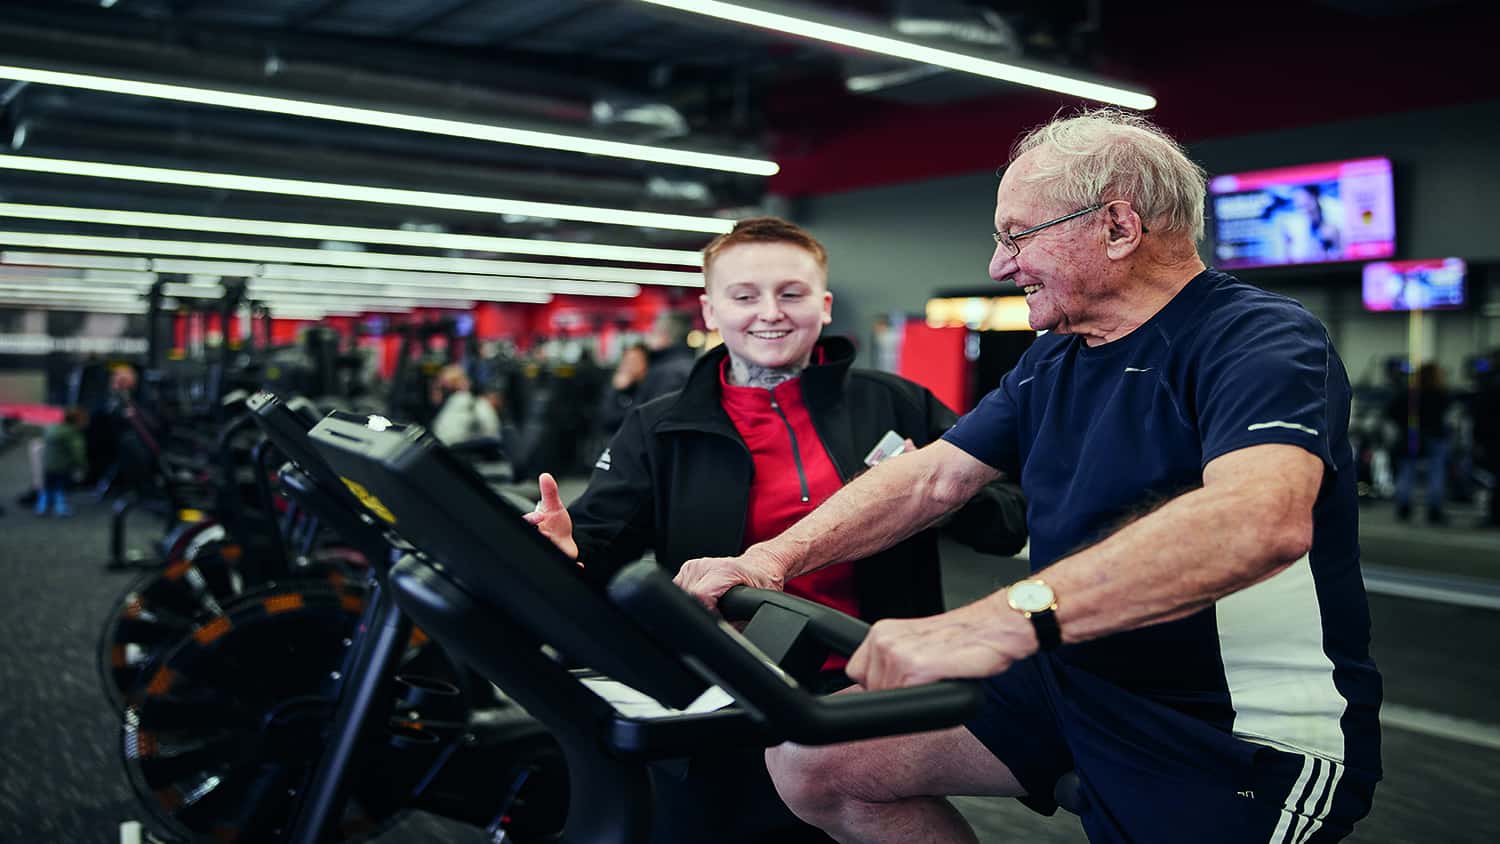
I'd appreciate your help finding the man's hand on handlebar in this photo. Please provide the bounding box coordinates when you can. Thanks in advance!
[675,546,790,611]
[847,599,1037,690]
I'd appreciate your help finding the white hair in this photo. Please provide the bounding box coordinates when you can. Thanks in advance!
[1011,108,1207,244]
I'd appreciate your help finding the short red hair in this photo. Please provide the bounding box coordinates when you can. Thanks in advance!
[702,217,828,287]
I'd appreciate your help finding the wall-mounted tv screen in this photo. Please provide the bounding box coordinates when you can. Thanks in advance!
[1210,157,1395,269]
[1361,257,1466,312]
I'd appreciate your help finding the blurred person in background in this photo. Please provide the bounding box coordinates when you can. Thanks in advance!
[1387,361,1453,524]
[599,343,650,439]
[1469,352,1500,527]
[430,364,501,445]
[636,309,697,404]
[37,407,88,517]
[92,364,146,498]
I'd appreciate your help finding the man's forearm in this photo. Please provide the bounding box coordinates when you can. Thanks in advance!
[1026,481,1312,644]
[760,443,994,579]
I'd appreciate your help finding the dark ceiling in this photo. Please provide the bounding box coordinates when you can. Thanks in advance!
[0,0,1495,258]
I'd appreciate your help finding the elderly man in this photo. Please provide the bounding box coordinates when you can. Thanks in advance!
[676,110,1380,843]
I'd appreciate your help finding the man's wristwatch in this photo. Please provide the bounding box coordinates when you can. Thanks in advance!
[1006,579,1061,651]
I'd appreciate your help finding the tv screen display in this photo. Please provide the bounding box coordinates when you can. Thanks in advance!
[1210,157,1395,269]
[1361,258,1466,312]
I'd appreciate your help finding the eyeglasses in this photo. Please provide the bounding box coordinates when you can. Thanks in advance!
[992,203,1102,256]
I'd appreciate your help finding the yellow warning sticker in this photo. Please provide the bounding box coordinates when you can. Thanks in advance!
[340,477,397,524]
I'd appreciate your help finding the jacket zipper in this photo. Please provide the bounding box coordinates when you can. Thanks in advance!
[769,396,811,503]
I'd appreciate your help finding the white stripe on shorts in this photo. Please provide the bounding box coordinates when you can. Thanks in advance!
[1267,755,1316,844]
[1293,761,1344,843]
[1268,754,1345,844]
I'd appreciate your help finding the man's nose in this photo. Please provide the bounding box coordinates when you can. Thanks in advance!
[989,244,1017,283]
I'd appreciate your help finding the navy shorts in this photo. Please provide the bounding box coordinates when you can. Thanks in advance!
[965,656,1378,843]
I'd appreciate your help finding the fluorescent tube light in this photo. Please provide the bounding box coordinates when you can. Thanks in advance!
[637,0,1156,110]
[0,271,154,289]
[0,155,735,234]
[2,251,150,271]
[0,203,704,266]
[0,287,143,304]
[0,281,144,298]
[0,298,148,314]
[2,254,665,295]
[162,281,545,308]
[248,276,640,300]
[262,306,332,320]
[260,263,689,290]
[0,64,779,176]
[0,232,704,285]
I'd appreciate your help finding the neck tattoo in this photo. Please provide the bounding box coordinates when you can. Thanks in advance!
[728,354,806,390]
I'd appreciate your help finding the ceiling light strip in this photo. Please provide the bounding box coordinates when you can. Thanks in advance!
[0,203,704,266]
[249,276,640,299]
[2,251,149,271]
[0,282,143,298]
[0,232,704,285]
[0,253,676,294]
[159,283,542,308]
[0,298,148,314]
[0,64,779,176]
[0,271,622,302]
[0,293,138,304]
[637,0,1155,110]
[257,263,681,290]
[0,155,736,234]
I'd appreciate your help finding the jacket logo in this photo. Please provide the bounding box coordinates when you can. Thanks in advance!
[595,448,612,471]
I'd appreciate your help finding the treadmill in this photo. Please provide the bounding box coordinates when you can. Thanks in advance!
[309,410,982,844]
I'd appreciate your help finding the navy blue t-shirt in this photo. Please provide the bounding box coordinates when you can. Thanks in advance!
[944,269,1380,775]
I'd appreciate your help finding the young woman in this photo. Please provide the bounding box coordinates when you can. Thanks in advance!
[524,217,1027,843]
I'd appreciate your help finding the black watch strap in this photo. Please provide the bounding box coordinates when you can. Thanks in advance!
[1028,609,1062,651]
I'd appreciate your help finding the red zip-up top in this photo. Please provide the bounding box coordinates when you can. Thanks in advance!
[718,358,860,669]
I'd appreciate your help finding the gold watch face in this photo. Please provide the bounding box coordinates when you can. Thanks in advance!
[1008,580,1056,613]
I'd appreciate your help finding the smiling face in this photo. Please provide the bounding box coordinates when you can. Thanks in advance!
[701,241,833,372]
[989,151,1112,335]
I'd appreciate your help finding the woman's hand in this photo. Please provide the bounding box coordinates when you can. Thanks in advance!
[522,472,579,561]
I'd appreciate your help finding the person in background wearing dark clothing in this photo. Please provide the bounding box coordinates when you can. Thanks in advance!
[37,406,88,517]
[635,309,696,404]
[1472,353,1500,528]
[523,216,1028,844]
[1387,362,1453,524]
[599,343,650,438]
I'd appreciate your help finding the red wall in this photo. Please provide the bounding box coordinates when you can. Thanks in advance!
[768,2,1500,197]
[898,324,970,413]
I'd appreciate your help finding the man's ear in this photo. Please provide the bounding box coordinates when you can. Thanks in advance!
[822,288,834,326]
[1104,202,1144,259]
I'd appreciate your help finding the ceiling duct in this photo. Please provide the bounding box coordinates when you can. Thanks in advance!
[891,0,1020,51]
[0,14,747,164]
[845,0,1024,103]
[592,98,690,142]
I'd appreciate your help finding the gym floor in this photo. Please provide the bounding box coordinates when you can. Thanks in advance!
[1,439,1496,843]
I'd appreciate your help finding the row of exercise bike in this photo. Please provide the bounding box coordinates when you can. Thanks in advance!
[96,390,1046,843]
[101,392,567,842]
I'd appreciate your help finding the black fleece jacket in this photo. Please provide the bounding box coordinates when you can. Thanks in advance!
[570,337,1027,623]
